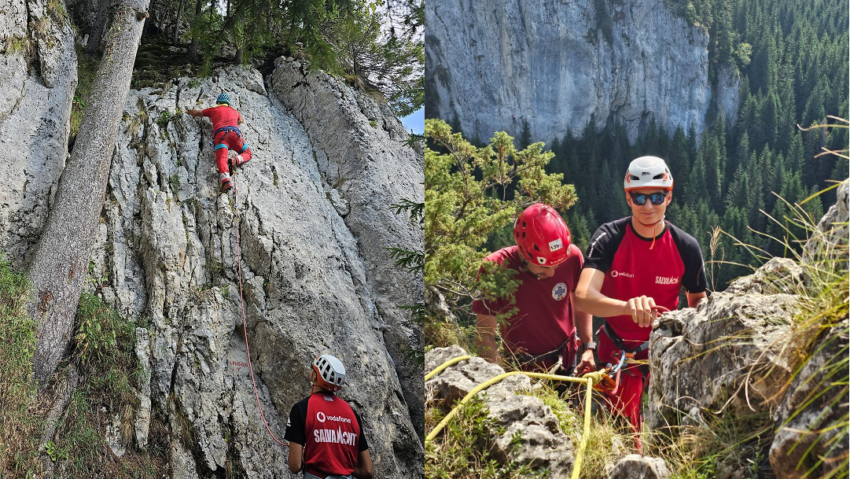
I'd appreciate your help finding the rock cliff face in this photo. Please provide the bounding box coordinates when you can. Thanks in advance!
[0,0,77,267]
[99,63,423,476]
[425,0,739,143]
[0,5,424,472]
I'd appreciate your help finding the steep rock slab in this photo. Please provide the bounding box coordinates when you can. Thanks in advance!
[425,347,575,477]
[97,65,422,477]
[270,57,425,439]
[0,0,76,268]
[425,0,739,143]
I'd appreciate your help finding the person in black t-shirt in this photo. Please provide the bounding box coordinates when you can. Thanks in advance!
[575,156,708,452]
[284,355,373,479]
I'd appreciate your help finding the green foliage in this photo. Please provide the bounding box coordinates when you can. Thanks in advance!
[389,197,425,365]
[0,258,39,475]
[166,0,423,117]
[425,396,548,478]
[73,293,128,365]
[70,46,99,144]
[425,119,577,348]
[169,174,180,193]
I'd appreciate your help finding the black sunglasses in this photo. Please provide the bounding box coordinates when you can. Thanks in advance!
[629,191,668,205]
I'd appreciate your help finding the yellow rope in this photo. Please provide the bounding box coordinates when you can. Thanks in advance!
[424,355,471,381]
[425,357,607,479]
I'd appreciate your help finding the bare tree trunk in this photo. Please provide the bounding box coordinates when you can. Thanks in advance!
[173,0,186,44]
[28,0,151,387]
[189,0,202,61]
[86,0,116,53]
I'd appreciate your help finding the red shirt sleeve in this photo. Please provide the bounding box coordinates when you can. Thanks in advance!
[201,107,215,117]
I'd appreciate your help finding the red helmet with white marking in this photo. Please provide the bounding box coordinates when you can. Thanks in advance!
[513,204,571,267]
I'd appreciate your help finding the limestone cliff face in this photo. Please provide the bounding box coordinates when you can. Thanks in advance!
[425,0,739,143]
[0,0,77,267]
[0,5,424,472]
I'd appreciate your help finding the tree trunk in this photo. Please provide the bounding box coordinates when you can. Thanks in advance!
[86,0,115,54]
[189,0,202,61]
[173,0,186,45]
[28,0,151,387]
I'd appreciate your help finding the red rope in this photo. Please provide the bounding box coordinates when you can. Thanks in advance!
[232,175,288,447]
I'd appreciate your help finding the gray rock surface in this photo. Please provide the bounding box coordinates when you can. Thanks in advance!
[425,0,739,143]
[768,318,848,478]
[607,454,671,479]
[647,290,798,431]
[92,64,424,477]
[426,346,574,477]
[270,57,425,439]
[0,60,423,475]
[0,0,77,268]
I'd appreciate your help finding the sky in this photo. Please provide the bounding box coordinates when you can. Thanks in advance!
[401,108,424,134]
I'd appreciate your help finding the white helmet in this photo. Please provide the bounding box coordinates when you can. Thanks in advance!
[312,355,346,392]
[623,156,673,191]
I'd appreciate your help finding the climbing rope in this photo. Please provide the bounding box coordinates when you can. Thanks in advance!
[232,174,288,447]
[425,358,607,479]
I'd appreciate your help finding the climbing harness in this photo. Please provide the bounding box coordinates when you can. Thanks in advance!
[212,126,250,154]
[425,357,608,479]
[232,174,288,447]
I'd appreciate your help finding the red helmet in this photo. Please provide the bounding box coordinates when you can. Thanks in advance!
[513,204,571,266]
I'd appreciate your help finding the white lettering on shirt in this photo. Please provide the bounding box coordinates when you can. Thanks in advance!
[313,428,357,446]
[610,270,634,278]
[655,276,679,285]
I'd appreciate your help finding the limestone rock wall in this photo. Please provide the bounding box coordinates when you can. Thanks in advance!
[86,64,424,476]
[425,0,739,144]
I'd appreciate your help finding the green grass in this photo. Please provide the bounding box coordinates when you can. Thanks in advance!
[70,46,99,143]
[426,396,548,478]
[1,270,168,477]
[523,383,637,479]
[0,257,40,475]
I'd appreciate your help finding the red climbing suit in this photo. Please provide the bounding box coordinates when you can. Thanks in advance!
[201,105,253,174]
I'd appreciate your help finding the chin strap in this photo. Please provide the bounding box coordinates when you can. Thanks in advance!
[650,222,657,250]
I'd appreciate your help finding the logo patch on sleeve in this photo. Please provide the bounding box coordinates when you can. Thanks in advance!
[549,238,563,252]
[552,283,568,301]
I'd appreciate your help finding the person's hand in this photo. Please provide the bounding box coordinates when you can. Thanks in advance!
[622,296,670,328]
[573,349,596,376]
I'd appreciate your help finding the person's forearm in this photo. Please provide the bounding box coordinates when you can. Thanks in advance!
[575,288,628,318]
[353,466,373,479]
[575,310,593,344]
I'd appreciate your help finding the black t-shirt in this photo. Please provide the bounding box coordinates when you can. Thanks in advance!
[583,217,708,294]
[284,393,369,452]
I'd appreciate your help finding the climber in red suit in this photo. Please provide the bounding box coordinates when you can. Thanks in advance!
[187,92,253,193]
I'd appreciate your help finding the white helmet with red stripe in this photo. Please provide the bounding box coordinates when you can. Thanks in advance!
[312,354,346,392]
[623,156,674,192]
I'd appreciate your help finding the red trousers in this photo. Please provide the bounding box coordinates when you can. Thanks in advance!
[597,330,648,451]
[213,130,252,175]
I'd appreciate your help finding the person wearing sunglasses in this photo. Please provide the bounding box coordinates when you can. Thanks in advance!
[574,156,709,452]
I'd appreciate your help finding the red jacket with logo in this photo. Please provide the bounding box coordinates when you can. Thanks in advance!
[284,392,369,478]
[471,244,584,363]
[583,217,707,343]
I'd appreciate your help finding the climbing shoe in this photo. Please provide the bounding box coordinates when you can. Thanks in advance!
[219,173,232,194]
[228,150,248,171]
